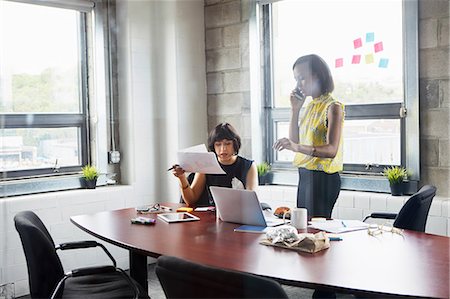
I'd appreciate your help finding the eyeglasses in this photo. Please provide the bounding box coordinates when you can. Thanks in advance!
[149,203,160,212]
[367,223,403,237]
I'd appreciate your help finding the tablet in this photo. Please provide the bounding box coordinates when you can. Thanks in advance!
[157,212,200,223]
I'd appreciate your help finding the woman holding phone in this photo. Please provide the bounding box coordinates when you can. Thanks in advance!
[273,54,344,220]
[273,54,343,299]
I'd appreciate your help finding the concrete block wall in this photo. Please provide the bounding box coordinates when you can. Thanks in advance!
[418,0,450,197]
[204,0,450,197]
[256,185,450,237]
[205,0,252,158]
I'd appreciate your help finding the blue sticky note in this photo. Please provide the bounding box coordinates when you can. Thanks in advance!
[366,32,375,42]
[379,58,389,68]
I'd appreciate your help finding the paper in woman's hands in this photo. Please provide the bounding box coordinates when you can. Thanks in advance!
[177,144,225,174]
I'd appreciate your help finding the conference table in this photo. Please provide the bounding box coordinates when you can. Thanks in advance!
[70,204,449,298]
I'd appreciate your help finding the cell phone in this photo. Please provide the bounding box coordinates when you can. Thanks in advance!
[293,88,305,100]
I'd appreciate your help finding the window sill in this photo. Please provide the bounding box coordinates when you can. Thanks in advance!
[0,174,110,197]
[268,169,418,195]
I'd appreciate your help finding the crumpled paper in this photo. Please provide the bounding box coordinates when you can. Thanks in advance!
[260,226,330,253]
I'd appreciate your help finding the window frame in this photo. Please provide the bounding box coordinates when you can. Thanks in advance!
[0,0,112,196]
[0,8,89,178]
[250,0,420,193]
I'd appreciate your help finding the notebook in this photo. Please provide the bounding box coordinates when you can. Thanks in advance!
[209,186,286,227]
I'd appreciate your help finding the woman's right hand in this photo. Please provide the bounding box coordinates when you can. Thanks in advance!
[171,164,185,178]
[290,88,305,111]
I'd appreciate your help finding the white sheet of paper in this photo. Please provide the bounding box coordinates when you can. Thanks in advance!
[177,144,225,174]
[308,219,369,234]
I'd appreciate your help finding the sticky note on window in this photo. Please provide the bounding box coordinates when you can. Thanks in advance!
[335,58,344,68]
[353,38,362,49]
[374,42,383,53]
[365,53,374,64]
[366,32,375,42]
[352,55,361,64]
[378,58,389,68]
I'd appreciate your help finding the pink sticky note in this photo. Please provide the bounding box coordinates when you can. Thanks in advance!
[365,53,374,64]
[335,58,344,68]
[352,55,361,64]
[353,38,362,49]
[374,42,383,52]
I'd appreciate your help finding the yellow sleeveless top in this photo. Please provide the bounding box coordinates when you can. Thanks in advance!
[293,93,344,173]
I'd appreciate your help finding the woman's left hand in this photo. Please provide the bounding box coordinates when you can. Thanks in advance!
[273,138,296,151]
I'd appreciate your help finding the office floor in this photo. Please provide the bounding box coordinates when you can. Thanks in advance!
[18,262,356,299]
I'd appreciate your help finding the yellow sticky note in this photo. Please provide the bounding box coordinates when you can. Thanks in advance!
[365,53,374,64]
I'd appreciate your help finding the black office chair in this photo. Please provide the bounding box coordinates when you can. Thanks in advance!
[14,210,150,299]
[155,255,289,299]
[363,185,437,232]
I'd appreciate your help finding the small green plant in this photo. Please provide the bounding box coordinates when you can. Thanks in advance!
[383,166,408,185]
[257,162,271,177]
[81,165,99,181]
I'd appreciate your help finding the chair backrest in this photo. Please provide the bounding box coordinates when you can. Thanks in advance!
[155,255,288,299]
[14,211,65,299]
[394,185,437,232]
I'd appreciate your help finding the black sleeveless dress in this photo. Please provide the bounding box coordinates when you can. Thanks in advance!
[193,156,253,207]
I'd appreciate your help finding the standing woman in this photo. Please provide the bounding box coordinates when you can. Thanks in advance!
[171,123,258,207]
[273,54,344,219]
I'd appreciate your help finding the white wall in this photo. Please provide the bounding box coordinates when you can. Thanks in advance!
[0,1,207,296]
[116,0,207,205]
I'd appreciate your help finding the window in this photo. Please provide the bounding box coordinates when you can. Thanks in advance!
[0,0,111,195]
[255,0,419,191]
[0,1,88,178]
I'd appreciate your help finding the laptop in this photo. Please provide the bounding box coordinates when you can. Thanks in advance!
[209,186,286,227]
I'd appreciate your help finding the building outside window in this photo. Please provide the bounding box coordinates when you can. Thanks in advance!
[258,0,419,191]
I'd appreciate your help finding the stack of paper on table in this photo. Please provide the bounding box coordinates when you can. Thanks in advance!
[308,219,369,234]
[177,144,225,174]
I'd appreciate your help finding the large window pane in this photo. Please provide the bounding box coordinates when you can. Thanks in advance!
[343,119,400,165]
[275,122,295,162]
[0,1,81,113]
[271,0,403,108]
[0,128,81,172]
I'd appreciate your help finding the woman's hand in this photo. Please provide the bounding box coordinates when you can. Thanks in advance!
[171,164,185,178]
[290,88,305,111]
[273,138,297,152]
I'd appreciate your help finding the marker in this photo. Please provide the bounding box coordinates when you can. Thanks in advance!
[341,220,347,227]
[329,237,343,241]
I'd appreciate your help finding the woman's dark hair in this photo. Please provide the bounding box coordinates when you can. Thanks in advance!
[207,123,241,154]
[292,54,334,94]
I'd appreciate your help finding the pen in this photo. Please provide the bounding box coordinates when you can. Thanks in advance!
[167,164,179,171]
[329,237,343,241]
[341,220,347,227]
[160,205,172,211]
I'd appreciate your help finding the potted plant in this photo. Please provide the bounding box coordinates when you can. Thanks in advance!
[257,162,271,185]
[81,165,99,189]
[383,166,408,196]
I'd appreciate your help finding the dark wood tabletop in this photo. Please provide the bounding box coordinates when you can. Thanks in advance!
[70,204,449,298]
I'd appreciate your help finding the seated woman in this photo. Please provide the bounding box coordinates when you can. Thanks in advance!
[171,123,258,207]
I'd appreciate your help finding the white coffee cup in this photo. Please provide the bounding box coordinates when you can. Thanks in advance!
[290,208,308,229]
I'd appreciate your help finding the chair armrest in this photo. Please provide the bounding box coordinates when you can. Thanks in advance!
[57,240,99,250]
[363,212,397,222]
[56,240,117,267]
[260,202,272,211]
